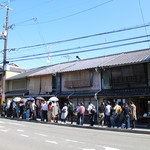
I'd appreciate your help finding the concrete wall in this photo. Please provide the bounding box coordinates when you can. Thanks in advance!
[6,71,20,79]
[0,71,21,91]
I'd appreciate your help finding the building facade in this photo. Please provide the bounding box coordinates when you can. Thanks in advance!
[1,48,150,126]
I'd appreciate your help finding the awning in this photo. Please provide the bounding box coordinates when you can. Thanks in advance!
[5,90,29,97]
[24,93,56,98]
[57,91,97,98]
[98,88,150,97]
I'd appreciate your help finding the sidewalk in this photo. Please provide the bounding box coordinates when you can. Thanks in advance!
[1,117,150,135]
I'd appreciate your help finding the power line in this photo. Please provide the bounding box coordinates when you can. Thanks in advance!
[7,34,150,61]
[138,0,150,48]
[14,18,37,26]
[16,0,114,26]
[5,39,150,63]
[1,22,150,53]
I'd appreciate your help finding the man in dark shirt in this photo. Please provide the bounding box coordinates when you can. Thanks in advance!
[123,103,131,129]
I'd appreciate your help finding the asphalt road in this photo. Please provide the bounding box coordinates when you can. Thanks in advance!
[0,118,149,150]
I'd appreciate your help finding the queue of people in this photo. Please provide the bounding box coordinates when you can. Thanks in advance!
[98,101,137,129]
[0,98,137,129]
[0,99,60,123]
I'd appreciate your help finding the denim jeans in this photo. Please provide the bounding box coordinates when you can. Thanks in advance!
[106,115,111,127]
[89,114,95,126]
[124,114,130,129]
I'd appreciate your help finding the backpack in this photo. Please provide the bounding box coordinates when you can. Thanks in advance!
[91,108,96,114]
[68,103,74,112]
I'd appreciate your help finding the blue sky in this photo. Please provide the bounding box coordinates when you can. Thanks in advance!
[0,0,150,69]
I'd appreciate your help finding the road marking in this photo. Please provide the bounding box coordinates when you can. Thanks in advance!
[0,121,5,124]
[104,147,120,150]
[0,129,8,132]
[17,129,24,132]
[66,139,80,143]
[45,140,58,144]
[35,133,48,137]
[20,134,29,137]
[82,148,96,150]
[8,122,25,126]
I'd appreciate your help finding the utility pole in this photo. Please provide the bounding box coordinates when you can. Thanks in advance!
[0,5,10,106]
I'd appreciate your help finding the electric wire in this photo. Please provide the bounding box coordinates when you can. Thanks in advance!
[138,0,150,48]
[16,0,114,26]
[5,39,150,63]
[1,22,150,53]
[7,34,150,60]
[33,18,52,66]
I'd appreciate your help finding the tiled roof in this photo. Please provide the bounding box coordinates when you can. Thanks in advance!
[58,55,116,72]
[6,48,150,79]
[59,49,150,72]
[28,61,77,77]
[100,49,150,68]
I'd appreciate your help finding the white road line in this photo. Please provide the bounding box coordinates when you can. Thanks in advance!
[45,140,58,144]
[0,129,8,132]
[66,139,80,143]
[35,133,48,137]
[8,122,25,126]
[0,121,5,124]
[104,147,120,150]
[17,129,24,132]
[82,148,96,150]
[20,134,29,138]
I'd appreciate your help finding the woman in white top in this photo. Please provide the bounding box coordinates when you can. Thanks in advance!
[61,103,68,123]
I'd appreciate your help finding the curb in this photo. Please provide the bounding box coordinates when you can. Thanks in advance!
[1,117,150,135]
[49,122,150,135]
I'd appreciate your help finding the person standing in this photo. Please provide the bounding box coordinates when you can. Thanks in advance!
[30,100,37,120]
[25,101,31,120]
[56,102,61,123]
[61,103,68,124]
[78,102,85,125]
[52,102,59,123]
[41,101,48,122]
[76,103,81,125]
[98,102,105,127]
[67,100,75,124]
[39,101,44,121]
[112,102,122,127]
[87,102,96,126]
[47,102,53,122]
[105,101,112,127]
[15,102,20,118]
[130,101,137,129]
[19,101,25,119]
[123,103,131,129]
